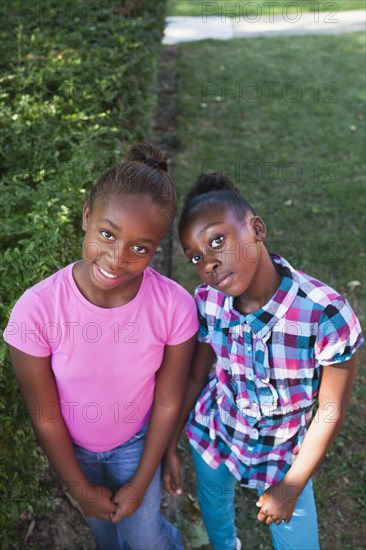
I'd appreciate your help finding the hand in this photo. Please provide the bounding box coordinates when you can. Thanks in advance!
[256,480,302,525]
[162,451,183,497]
[110,479,146,524]
[78,484,117,520]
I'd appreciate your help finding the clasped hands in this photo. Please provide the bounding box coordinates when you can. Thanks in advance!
[79,479,145,523]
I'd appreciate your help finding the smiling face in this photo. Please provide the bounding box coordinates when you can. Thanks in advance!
[76,194,168,305]
[180,204,267,298]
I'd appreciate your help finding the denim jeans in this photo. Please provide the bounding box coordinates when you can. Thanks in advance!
[192,447,320,550]
[73,425,183,550]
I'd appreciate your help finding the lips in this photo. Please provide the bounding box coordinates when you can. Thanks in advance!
[98,266,118,279]
[212,272,233,289]
[94,264,123,285]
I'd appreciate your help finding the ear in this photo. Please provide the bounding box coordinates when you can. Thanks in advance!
[251,216,266,242]
[82,203,91,231]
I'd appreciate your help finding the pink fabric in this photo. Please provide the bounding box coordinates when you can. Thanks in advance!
[4,263,198,451]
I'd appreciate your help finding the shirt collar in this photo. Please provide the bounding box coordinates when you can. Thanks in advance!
[221,254,299,337]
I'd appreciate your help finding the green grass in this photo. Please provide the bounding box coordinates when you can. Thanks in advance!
[171,32,365,549]
[168,0,366,16]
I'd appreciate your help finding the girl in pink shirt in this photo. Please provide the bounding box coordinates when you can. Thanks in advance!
[4,143,198,549]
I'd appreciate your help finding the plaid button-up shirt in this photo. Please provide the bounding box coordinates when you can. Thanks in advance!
[187,255,363,490]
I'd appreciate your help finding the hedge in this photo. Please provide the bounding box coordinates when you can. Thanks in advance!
[0,1,167,544]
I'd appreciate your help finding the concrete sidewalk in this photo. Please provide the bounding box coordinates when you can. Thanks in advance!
[163,10,365,43]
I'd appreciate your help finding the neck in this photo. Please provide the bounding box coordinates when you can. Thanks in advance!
[234,249,281,315]
[73,262,143,308]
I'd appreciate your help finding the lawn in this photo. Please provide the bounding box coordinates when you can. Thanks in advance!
[168,0,366,16]
[170,32,365,549]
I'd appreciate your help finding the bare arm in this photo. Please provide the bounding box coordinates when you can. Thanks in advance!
[8,346,117,519]
[111,334,197,522]
[256,353,358,525]
[162,341,216,496]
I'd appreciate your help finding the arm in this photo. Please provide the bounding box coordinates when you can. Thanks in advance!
[8,346,118,520]
[162,341,216,496]
[256,353,358,525]
[111,334,197,522]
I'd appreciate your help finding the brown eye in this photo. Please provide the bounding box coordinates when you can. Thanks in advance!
[211,236,224,249]
[132,245,148,255]
[191,254,201,265]
[101,231,114,240]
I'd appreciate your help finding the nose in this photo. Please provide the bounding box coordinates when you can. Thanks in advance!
[204,253,221,274]
[107,243,129,268]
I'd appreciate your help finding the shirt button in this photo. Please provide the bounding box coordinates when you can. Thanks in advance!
[247,374,253,381]
[248,446,254,451]
[247,345,252,352]
[252,429,258,437]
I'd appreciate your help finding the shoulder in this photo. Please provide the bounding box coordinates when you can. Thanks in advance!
[194,282,226,315]
[295,269,343,309]
[10,264,72,312]
[295,270,359,328]
[27,264,72,297]
[277,255,347,312]
[3,264,74,354]
[285,259,362,333]
[144,268,198,343]
[145,267,195,307]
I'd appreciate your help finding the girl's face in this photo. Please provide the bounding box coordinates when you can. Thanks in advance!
[81,194,167,293]
[180,205,266,297]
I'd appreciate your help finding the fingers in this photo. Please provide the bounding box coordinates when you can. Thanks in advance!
[257,508,289,526]
[257,508,268,523]
[162,474,175,496]
[110,504,129,524]
[172,468,183,496]
[162,458,183,497]
[110,511,122,524]
[163,473,183,497]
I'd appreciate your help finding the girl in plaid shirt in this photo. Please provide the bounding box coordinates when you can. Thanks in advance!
[163,173,363,550]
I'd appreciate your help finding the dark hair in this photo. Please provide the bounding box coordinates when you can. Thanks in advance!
[87,143,177,225]
[178,172,255,234]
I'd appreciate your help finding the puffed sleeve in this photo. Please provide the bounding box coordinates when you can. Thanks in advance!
[3,289,51,357]
[314,296,363,366]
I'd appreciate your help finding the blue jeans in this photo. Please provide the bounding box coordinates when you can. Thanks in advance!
[192,447,320,550]
[73,425,183,550]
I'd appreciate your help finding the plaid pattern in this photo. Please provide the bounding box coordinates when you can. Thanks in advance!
[187,255,363,490]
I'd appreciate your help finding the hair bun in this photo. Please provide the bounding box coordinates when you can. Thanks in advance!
[125,143,168,173]
[186,172,238,202]
[143,158,160,169]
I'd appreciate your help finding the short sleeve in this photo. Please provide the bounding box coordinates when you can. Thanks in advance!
[315,297,364,366]
[3,289,51,357]
[194,285,210,343]
[166,284,198,345]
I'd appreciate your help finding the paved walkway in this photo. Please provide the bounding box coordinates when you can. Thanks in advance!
[163,10,365,43]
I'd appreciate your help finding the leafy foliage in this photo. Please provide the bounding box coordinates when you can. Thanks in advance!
[0,0,166,544]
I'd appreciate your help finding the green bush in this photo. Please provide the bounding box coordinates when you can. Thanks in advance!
[0,1,167,544]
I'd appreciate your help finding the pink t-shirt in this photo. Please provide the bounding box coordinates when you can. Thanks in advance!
[3,263,198,451]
